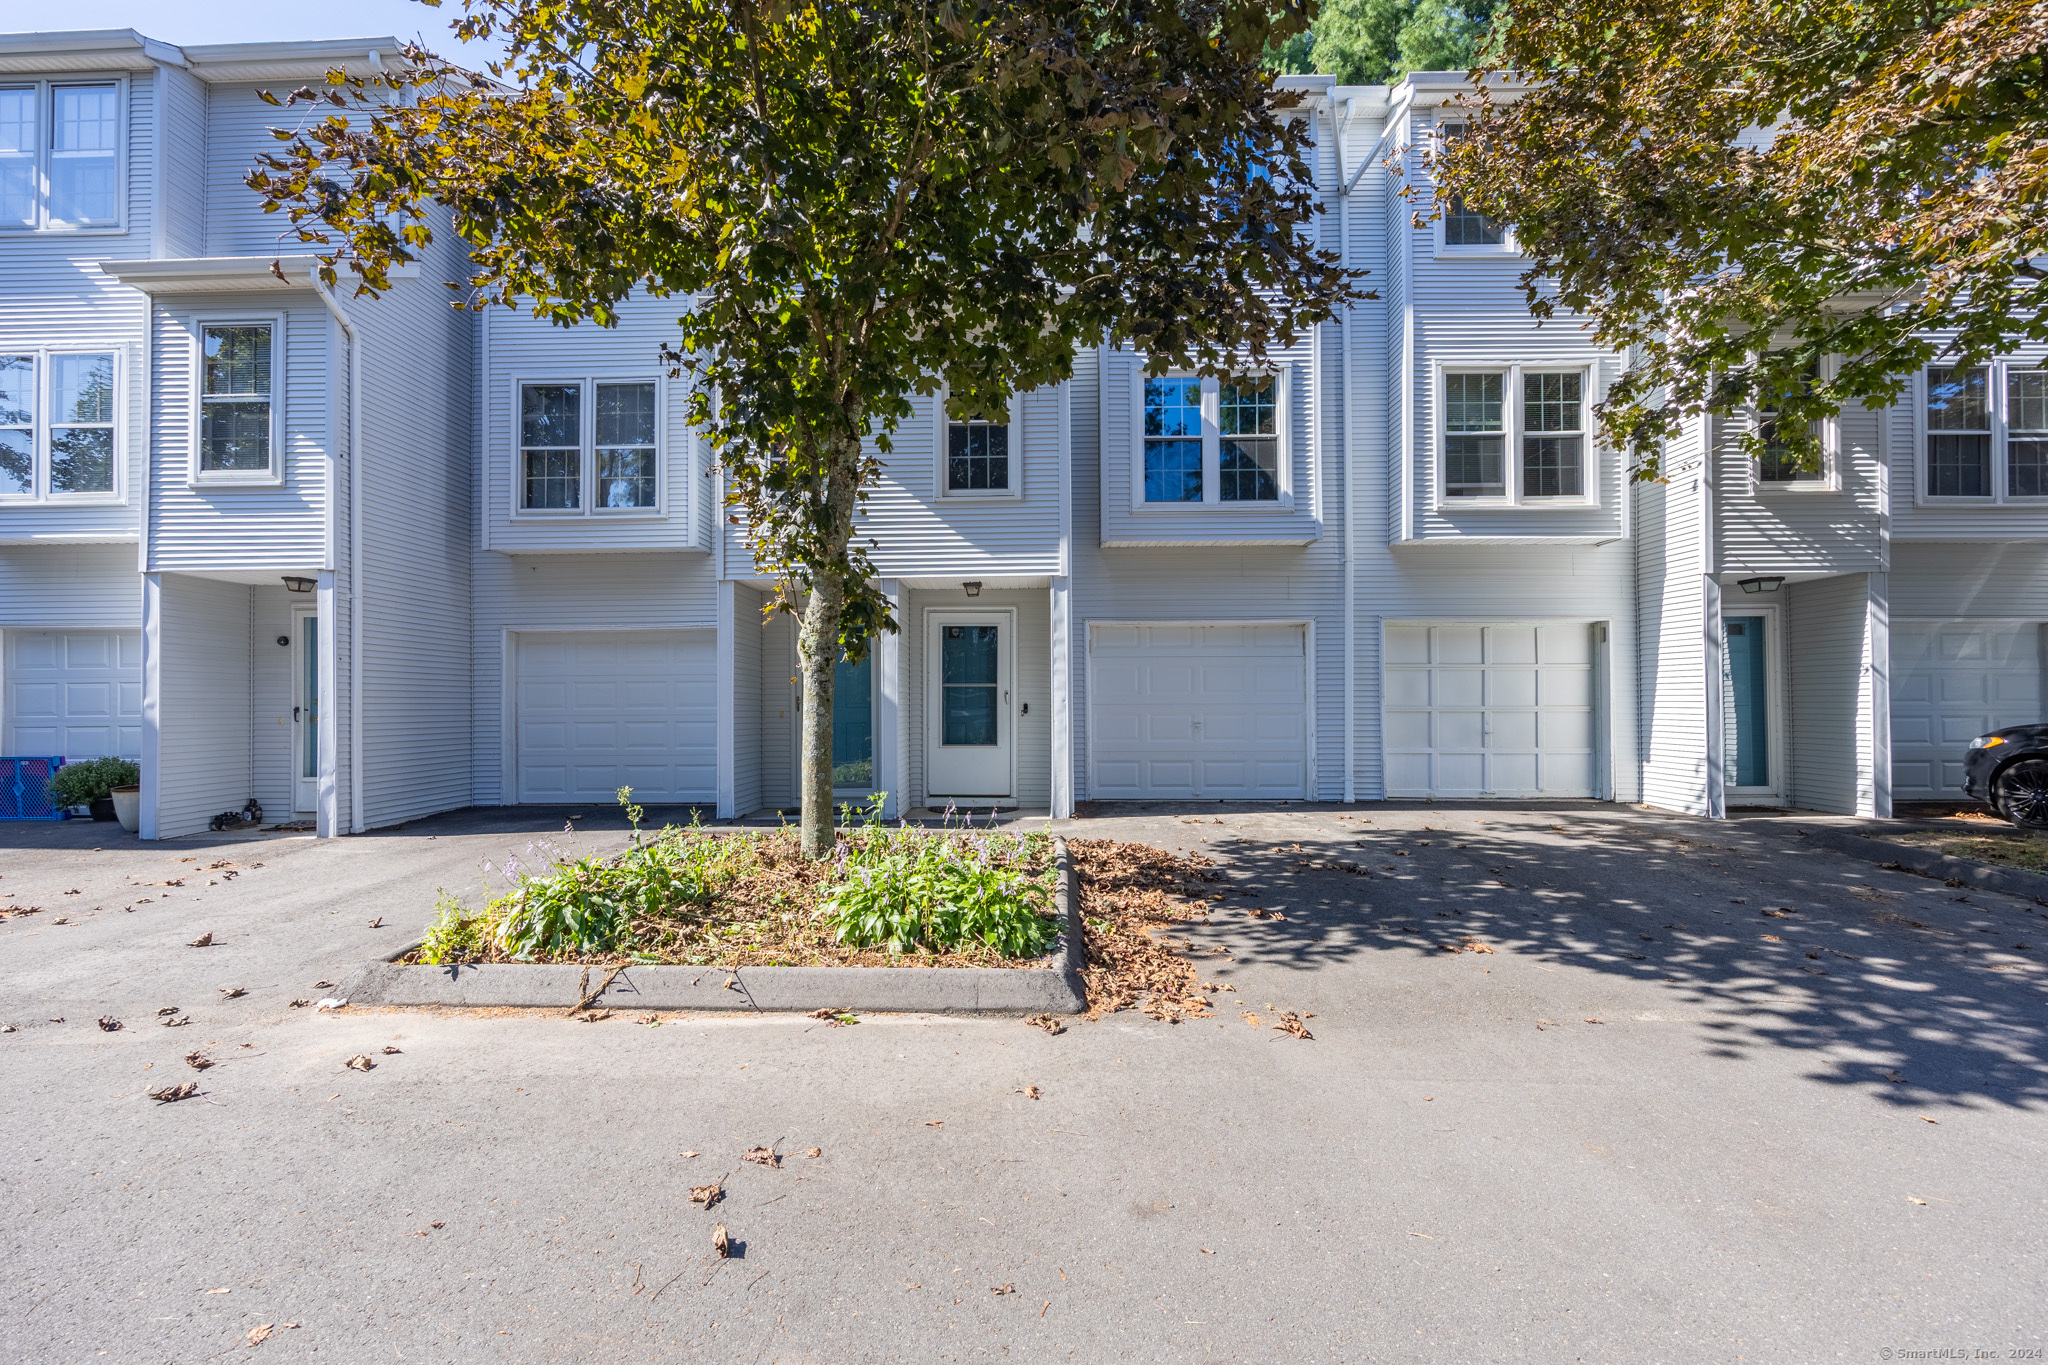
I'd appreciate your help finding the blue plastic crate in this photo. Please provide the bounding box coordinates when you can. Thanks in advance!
[0,757,67,820]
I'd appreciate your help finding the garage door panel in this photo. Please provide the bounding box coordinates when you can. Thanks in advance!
[1088,623,1308,799]
[4,629,143,762]
[517,630,715,803]
[1384,622,1597,799]
[1891,620,2041,799]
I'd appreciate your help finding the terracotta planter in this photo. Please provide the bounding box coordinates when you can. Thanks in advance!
[110,786,140,834]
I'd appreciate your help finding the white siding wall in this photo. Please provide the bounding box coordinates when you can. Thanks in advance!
[247,584,295,817]
[1712,399,1884,576]
[1890,542,2048,618]
[153,573,250,838]
[482,296,703,555]
[156,64,206,258]
[145,298,329,573]
[354,264,474,827]
[1635,427,1715,816]
[201,83,300,257]
[756,608,798,811]
[1784,573,1873,814]
[730,583,764,817]
[0,545,139,627]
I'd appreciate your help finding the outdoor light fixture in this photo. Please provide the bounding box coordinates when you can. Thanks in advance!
[276,636,290,648]
[1737,576,1784,594]
[283,576,315,594]
[962,581,982,597]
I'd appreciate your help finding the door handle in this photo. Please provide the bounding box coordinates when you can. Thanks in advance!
[293,706,301,721]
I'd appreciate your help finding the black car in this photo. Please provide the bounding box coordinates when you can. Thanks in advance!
[1963,723,2048,829]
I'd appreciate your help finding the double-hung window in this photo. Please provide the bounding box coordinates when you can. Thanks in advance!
[1754,363,1829,488]
[0,80,121,231]
[1439,366,1594,505]
[1140,372,1286,506]
[1923,361,2048,502]
[517,378,661,515]
[0,350,119,500]
[1434,122,1511,253]
[940,392,1017,497]
[197,323,277,482]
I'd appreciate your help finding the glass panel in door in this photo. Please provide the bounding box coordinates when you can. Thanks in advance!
[296,615,318,810]
[1723,615,1769,789]
[832,651,873,788]
[941,625,1000,746]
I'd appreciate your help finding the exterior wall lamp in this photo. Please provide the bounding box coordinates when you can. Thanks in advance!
[962,581,982,597]
[1737,576,1785,594]
[283,576,316,594]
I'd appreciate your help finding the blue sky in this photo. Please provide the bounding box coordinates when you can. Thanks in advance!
[14,0,503,64]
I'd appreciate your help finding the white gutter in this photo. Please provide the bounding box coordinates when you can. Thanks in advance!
[311,268,364,836]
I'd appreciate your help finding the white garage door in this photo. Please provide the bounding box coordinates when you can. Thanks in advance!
[1891,620,2040,799]
[1088,623,1308,799]
[3,629,141,760]
[516,630,716,804]
[1385,622,1597,798]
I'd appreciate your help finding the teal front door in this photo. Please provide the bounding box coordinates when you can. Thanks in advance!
[1723,614,1770,790]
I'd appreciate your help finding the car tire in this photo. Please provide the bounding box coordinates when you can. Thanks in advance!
[1993,758,2048,829]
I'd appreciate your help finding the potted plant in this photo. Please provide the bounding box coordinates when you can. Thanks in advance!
[45,757,142,824]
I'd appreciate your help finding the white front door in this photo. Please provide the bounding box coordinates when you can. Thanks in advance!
[292,608,319,811]
[1892,620,2042,798]
[926,611,1013,798]
[1087,623,1308,799]
[1384,622,1597,798]
[2,629,141,760]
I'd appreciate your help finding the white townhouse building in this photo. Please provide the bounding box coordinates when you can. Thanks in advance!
[2,33,2044,839]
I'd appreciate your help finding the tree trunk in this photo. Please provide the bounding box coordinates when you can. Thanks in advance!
[795,430,863,860]
[796,573,845,860]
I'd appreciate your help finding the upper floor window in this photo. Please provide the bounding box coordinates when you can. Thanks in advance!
[518,378,661,515]
[1755,363,1829,488]
[1440,365,1595,506]
[0,350,117,500]
[1434,122,1510,253]
[198,324,275,480]
[940,391,1015,498]
[1923,361,2048,502]
[0,81,120,230]
[1140,373,1286,507]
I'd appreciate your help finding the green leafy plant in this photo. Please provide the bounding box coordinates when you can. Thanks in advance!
[417,890,494,965]
[45,756,140,809]
[823,835,1055,958]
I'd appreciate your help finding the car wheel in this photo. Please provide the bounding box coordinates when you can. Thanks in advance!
[1993,758,2048,829]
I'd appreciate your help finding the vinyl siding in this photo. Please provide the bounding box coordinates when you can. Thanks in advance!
[145,298,329,572]
[856,387,1063,573]
[156,64,206,258]
[1888,348,2048,543]
[354,261,474,827]
[1890,541,2048,618]
[482,295,703,555]
[201,82,303,257]
[153,573,251,838]
[730,582,764,816]
[1634,422,1715,816]
[1712,399,1884,575]
[1784,573,1873,814]
[756,608,798,811]
[0,544,139,627]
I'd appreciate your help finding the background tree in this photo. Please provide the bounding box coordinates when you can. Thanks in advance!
[1431,0,2048,476]
[1268,0,1503,84]
[252,0,1365,857]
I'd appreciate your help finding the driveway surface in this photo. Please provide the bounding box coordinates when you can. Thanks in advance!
[3,802,2044,1362]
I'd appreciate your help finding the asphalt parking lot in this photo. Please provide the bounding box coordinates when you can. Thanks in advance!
[3,801,2043,1362]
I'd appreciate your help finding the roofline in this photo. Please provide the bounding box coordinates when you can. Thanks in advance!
[0,29,410,82]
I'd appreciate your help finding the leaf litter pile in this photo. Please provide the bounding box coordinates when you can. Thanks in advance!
[1069,838,1227,1022]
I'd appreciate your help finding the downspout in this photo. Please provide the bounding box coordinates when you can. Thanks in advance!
[1335,96,1356,804]
[311,269,364,835]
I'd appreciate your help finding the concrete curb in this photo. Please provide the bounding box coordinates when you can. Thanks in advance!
[335,838,1088,1015]
[1779,823,2048,903]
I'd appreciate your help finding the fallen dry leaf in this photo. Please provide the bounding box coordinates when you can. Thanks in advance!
[1273,1011,1313,1040]
[155,1006,179,1017]
[187,933,212,948]
[1761,934,1782,942]
[343,1054,374,1072]
[97,1016,122,1032]
[381,1046,402,1055]
[991,1283,1015,1296]
[184,1051,214,1071]
[287,999,310,1008]
[367,918,383,929]
[1017,1086,1042,1100]
[1884,1069,1905,1083]
[218,987,246,1000]
[205,1287,230,1294]
[313,980,334,989]
[1921,1116,1940,1124]
[680,1150,699,1158]
[742,1145,780,1167]
[1761,908,1795,919]
[1907,1196,1928,1205]
[713,1223,730,1258]
[804,1146,822,1158]
[148,1082,199,1103]
[1024,1013,1065,1035]
[1241,1010,1262,1027]
[689,1183,724,1209]
[925,1119,944,1128]
[247,1323,274,1346]
[1584,1018,1605,1025]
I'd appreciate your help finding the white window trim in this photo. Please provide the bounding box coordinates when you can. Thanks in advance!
[189,315,286,488]
[0,346,127,505]
[1431,360,1601,511]
[0,75,127,235]
[1750,356,1841,494]
[1913,355,2048,506]
[933,385,1024,502]
[508,374,668,520]
[1130,366,1294,512]
[1428,116,1517,259]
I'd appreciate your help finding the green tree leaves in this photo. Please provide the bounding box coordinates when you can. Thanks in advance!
[1269,0,1504,83]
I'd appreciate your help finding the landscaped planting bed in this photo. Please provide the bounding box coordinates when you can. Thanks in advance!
[407,804,1060,970]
